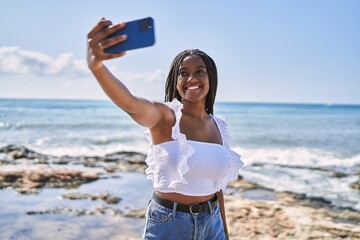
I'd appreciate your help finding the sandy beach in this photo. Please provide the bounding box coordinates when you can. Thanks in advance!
[1,145,359,240]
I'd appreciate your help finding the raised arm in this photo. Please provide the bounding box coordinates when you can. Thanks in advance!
[86,18,162,129]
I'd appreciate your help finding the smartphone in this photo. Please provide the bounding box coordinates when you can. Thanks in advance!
[104,17,155,53]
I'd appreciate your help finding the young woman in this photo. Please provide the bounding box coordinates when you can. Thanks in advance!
[87,18,243,240]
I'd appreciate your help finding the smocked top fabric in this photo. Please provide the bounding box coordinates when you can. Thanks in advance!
[144,99,244,196]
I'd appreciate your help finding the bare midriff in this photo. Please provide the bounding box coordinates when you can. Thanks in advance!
[155,191,215,205]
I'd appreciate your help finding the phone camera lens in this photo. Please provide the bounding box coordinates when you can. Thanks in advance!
[140,18,152,31]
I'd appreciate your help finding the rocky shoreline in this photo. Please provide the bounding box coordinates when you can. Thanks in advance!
[1,145,360,239]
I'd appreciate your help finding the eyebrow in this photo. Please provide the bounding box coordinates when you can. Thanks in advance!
[179,65,207,70]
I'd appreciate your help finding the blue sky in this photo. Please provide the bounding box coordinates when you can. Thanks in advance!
[0,0,359,104]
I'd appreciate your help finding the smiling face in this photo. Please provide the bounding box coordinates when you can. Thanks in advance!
[176,55,210,104]
[165,49,218,114]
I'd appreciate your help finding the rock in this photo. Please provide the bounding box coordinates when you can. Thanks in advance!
[0,145,149,174]
[350,179,360,190]
[61,191,122,204]
[225,191,360,239]
[83,158,99,167]
[103,163,118,172]
[0,166,100,193]
[91,192,109,200]
[0,145,47,161]
[124,208,147,218]
[81,171,99,181]
[26,206,123,216]
[17,187,39,194]
[333,172,348,178]
[28,172,47,182]
[61,192,90,200]
[104,151,146,164]
[1,171,22,182]
[227,176,268,191]
[104,196,121,204]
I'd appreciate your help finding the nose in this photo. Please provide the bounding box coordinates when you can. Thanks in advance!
[188,74,197,83]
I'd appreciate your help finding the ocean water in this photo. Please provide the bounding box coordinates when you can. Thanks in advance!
[1,98,360,210]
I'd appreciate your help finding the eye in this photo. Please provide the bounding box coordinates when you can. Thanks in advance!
[197,69,206,75]
[179,71,188,77]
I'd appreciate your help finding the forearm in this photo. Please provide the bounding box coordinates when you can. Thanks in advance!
[91,64,138,114]
[216,190,229,239]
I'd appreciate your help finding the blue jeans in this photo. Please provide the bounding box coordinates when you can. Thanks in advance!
[142,198,226,240]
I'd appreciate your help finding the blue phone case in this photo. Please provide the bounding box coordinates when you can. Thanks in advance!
[104,17,155,53]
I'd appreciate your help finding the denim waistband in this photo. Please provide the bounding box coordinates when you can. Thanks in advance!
[152,193,218,214]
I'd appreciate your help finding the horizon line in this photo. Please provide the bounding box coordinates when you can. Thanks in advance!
[1,97,359,107]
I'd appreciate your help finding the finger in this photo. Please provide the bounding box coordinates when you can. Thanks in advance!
[93,50,126,61]
[102,51,127,60]
[99,22,126,41]
[87,19,112,39]
[91,39,127,58]
[98,34,128,50]
[98,42,104,50]
[88,22,126,48]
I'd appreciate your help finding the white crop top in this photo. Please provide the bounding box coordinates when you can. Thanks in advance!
[144,99,244,196]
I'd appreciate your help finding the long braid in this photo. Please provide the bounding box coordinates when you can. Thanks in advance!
[164,49,218,115]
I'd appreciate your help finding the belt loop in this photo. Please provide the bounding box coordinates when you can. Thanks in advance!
[207,200,214,216]
[172,202,177,217]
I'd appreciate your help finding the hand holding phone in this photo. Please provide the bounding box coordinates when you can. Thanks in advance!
[104,17,155,54]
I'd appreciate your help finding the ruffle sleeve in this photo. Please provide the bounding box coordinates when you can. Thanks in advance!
[212,115,244,191]
[144,99,195,189]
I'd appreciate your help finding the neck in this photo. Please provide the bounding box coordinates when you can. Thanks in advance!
[181,100,209,119]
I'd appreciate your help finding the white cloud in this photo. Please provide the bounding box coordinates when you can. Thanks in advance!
[0,46,165,82]
[0,46,89,77]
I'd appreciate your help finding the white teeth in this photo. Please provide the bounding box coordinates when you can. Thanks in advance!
[187,86,200,90]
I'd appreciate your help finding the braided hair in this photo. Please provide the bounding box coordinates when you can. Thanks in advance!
[164,49,218,115]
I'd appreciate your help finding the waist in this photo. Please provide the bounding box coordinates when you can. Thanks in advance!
[155,191,215,205]
[152,192,218,214]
